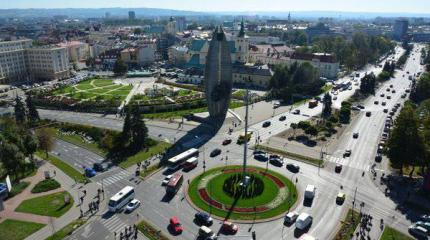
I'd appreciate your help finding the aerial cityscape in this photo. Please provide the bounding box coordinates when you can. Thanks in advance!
[0,1,430,240]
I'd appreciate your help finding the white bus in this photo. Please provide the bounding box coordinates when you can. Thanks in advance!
[167,148,199,170]
[108,186,135,212]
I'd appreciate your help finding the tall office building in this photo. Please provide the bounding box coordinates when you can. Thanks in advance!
[176,17,186,32]
[393,19,409,41]
[128,11,136,21]
[204,26,233,118]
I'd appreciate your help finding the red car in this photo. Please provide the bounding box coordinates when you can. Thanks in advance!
[222,221,238,234]
[169,216,183,234]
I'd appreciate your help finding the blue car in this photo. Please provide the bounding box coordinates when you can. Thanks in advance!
[85,167,96,177]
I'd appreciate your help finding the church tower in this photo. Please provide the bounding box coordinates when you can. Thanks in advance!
[235,19,249,64]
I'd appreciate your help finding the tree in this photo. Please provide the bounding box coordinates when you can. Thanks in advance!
[14,96,26,124]
[322,93,332,119]
[120,107,132,146]
[360,73,376,95]
[113,59,128,76]
[26,93,39,124]
[339,101,351,124]
[0,142,25,179]
[129,105,148,152]
[305,125,318,139]
[387,103,426,176]
[36,128,55,158]
[411,73,430,103]
[290,123,298,138]
[23,133,38,163]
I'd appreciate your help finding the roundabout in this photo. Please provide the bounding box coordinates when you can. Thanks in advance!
[187,165,298,221]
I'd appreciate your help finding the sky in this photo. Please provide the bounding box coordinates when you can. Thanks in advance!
[2,0,430,13]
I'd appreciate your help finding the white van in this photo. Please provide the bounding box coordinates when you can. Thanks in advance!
[199,226,215,239]
[305,185,316,199]
[296,213,313,230]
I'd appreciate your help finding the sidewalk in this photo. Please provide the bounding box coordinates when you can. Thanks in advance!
[25,161,101,240]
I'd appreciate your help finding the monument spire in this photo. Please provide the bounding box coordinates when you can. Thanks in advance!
[238,18,245,38]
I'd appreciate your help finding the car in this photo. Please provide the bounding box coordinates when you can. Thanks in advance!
[420,214,430,222]
[222,221,238,234]
[380,93,385,97]
[416,221,430,231]
[162,175,173,186]
[357,104,365,109]
[210,148,222,157]
[351,106,361,111]
[254,154,268,161]
[386,88,390,92]
[335,164,343,173]
[284,211,299,224]
[401,94,406,98]
[390,84,393,88]
[387,95,391,99]
[93,162,109,172]
[366,111,371,117]
[84,167,96,177]
[377,145,384,154]
[343,150,352,157]
[333,96,338,100]
[295,213,313,230]
[195,212,213,226]
[336,192,346,204]
[279,116,286,121]
[125,199,141,212]
[269,158,284,167]
[408,224,428,238]
[374,101,379,105]
[222,139,232,145]
[381,102,386,106]
[293,109,301,115]
[353,132,359,138]
[392,90,396,93]
[375,155,382,162]
[169,216,183,234]
[286,163,300,173]
[198,226,216,240]
[262,121,271,128]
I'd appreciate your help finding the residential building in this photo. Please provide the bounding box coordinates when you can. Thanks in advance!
[232,64,273,89]
[0,39,69,84]
[166,17,177,35]
[168,46,189,66]
[393,19,409,41]
[58,41,89,62]
[137,42,156,65]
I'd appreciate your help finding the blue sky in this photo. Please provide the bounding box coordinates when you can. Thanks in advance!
[3,0,430,13]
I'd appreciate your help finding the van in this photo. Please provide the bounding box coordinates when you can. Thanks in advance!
[199,226,215,239]
[296,213,313,230]
[305,185,316,199]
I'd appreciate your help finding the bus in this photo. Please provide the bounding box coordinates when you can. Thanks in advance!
[167,148,199,170]
[182,157,198,171]
[166,173,183,195]
[108,186,135,212]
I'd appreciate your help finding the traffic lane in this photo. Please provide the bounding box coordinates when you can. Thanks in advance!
[52,139,104,171]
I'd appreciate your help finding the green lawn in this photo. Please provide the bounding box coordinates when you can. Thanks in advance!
[35,151,87,183]
[188,165,298,220]
[7,181,30,199]
[45,219,87,240]
[56,132,107,156]
[334,209,361,240]
[380,226,413,240]
[0,219,45,240]
[15,191,74,218]
[119,141,172,169]
[207,171,279,207]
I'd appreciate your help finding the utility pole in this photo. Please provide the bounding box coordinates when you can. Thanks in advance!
[242,79,250,177]
[352,187,357,221]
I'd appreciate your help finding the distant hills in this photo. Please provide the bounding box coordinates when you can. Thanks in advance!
[1,7,429,19]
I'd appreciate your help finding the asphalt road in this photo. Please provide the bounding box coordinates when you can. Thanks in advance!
[55,44,427,240]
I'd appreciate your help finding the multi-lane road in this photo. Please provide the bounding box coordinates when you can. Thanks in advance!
[18,44,427,240]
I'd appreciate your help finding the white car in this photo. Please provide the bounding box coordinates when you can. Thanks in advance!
[296,213,313,230]
[284,211,299,224]
[125,199,140,212]
[162,175,172,186]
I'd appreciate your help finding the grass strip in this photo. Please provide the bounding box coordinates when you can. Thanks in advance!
[45,219,87,240]
[119,141,172,169]
[0,219,45,240]
[334,209,361,240]
[380,226,413,240]
[137,219,170,240]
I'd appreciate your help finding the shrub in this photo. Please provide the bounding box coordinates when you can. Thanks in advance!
[31,179,61,193]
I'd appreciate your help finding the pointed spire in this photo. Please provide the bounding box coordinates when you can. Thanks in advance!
[238,18,245,38]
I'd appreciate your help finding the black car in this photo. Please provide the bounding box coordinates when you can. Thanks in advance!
[353,132,359,139]
[357,105,365,109]
[93,162,109,172]
[254,154,268,161]
[375,155,382,162]
[335,164,342,173]
[286,163,300,173]
[195,212,213,226]
[262,121,271,128]
[343,150,352,157]
[222,139,232,145]
[366,112,371,117]
[293,109,300,115]
[279,116,286,121]
[210,148,222,157]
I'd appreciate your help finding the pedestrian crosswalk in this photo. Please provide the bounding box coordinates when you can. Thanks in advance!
[324,155,370,172]
[100,169,131,186]
[100,214,128,234]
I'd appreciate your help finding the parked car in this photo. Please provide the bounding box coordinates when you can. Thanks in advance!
[357,105,365,109]
[375,155,382,162]
[222,139,232,145]
[262,121,271,128]
[416,221,430,231]
[284,211,299,224]
[374,101,379,105]
[335,164,343,173]
[408,224,428,238]
[222,221,238,234]
[420,215,430,222]
[254,154,268,161]
[353,132,359,139]
[343,150,352,157]
[286,163,300,173]
[125,199,141,212]
[380,93,385,97]
[195,212,213,226]
[279,116,286,121]
[210,148,222,157]
[366,112,372,117]
[293,109,301,115]
[169,216,183,234]
[381,102,386,106]
[269,157,284,167]
[387,95,391,99]
[383,108,388,113]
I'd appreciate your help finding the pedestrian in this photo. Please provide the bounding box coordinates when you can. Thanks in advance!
[80,209,83,217]
[134,230,138,239]
[53,170,56,176]
[83,190,87,196]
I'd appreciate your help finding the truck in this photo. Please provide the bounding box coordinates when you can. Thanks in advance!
[304,185,316,199]
[308,100,318,108]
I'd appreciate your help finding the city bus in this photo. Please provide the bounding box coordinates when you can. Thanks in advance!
[166,173,183,195]
[108,186,135,212]
[167,148,199,171]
